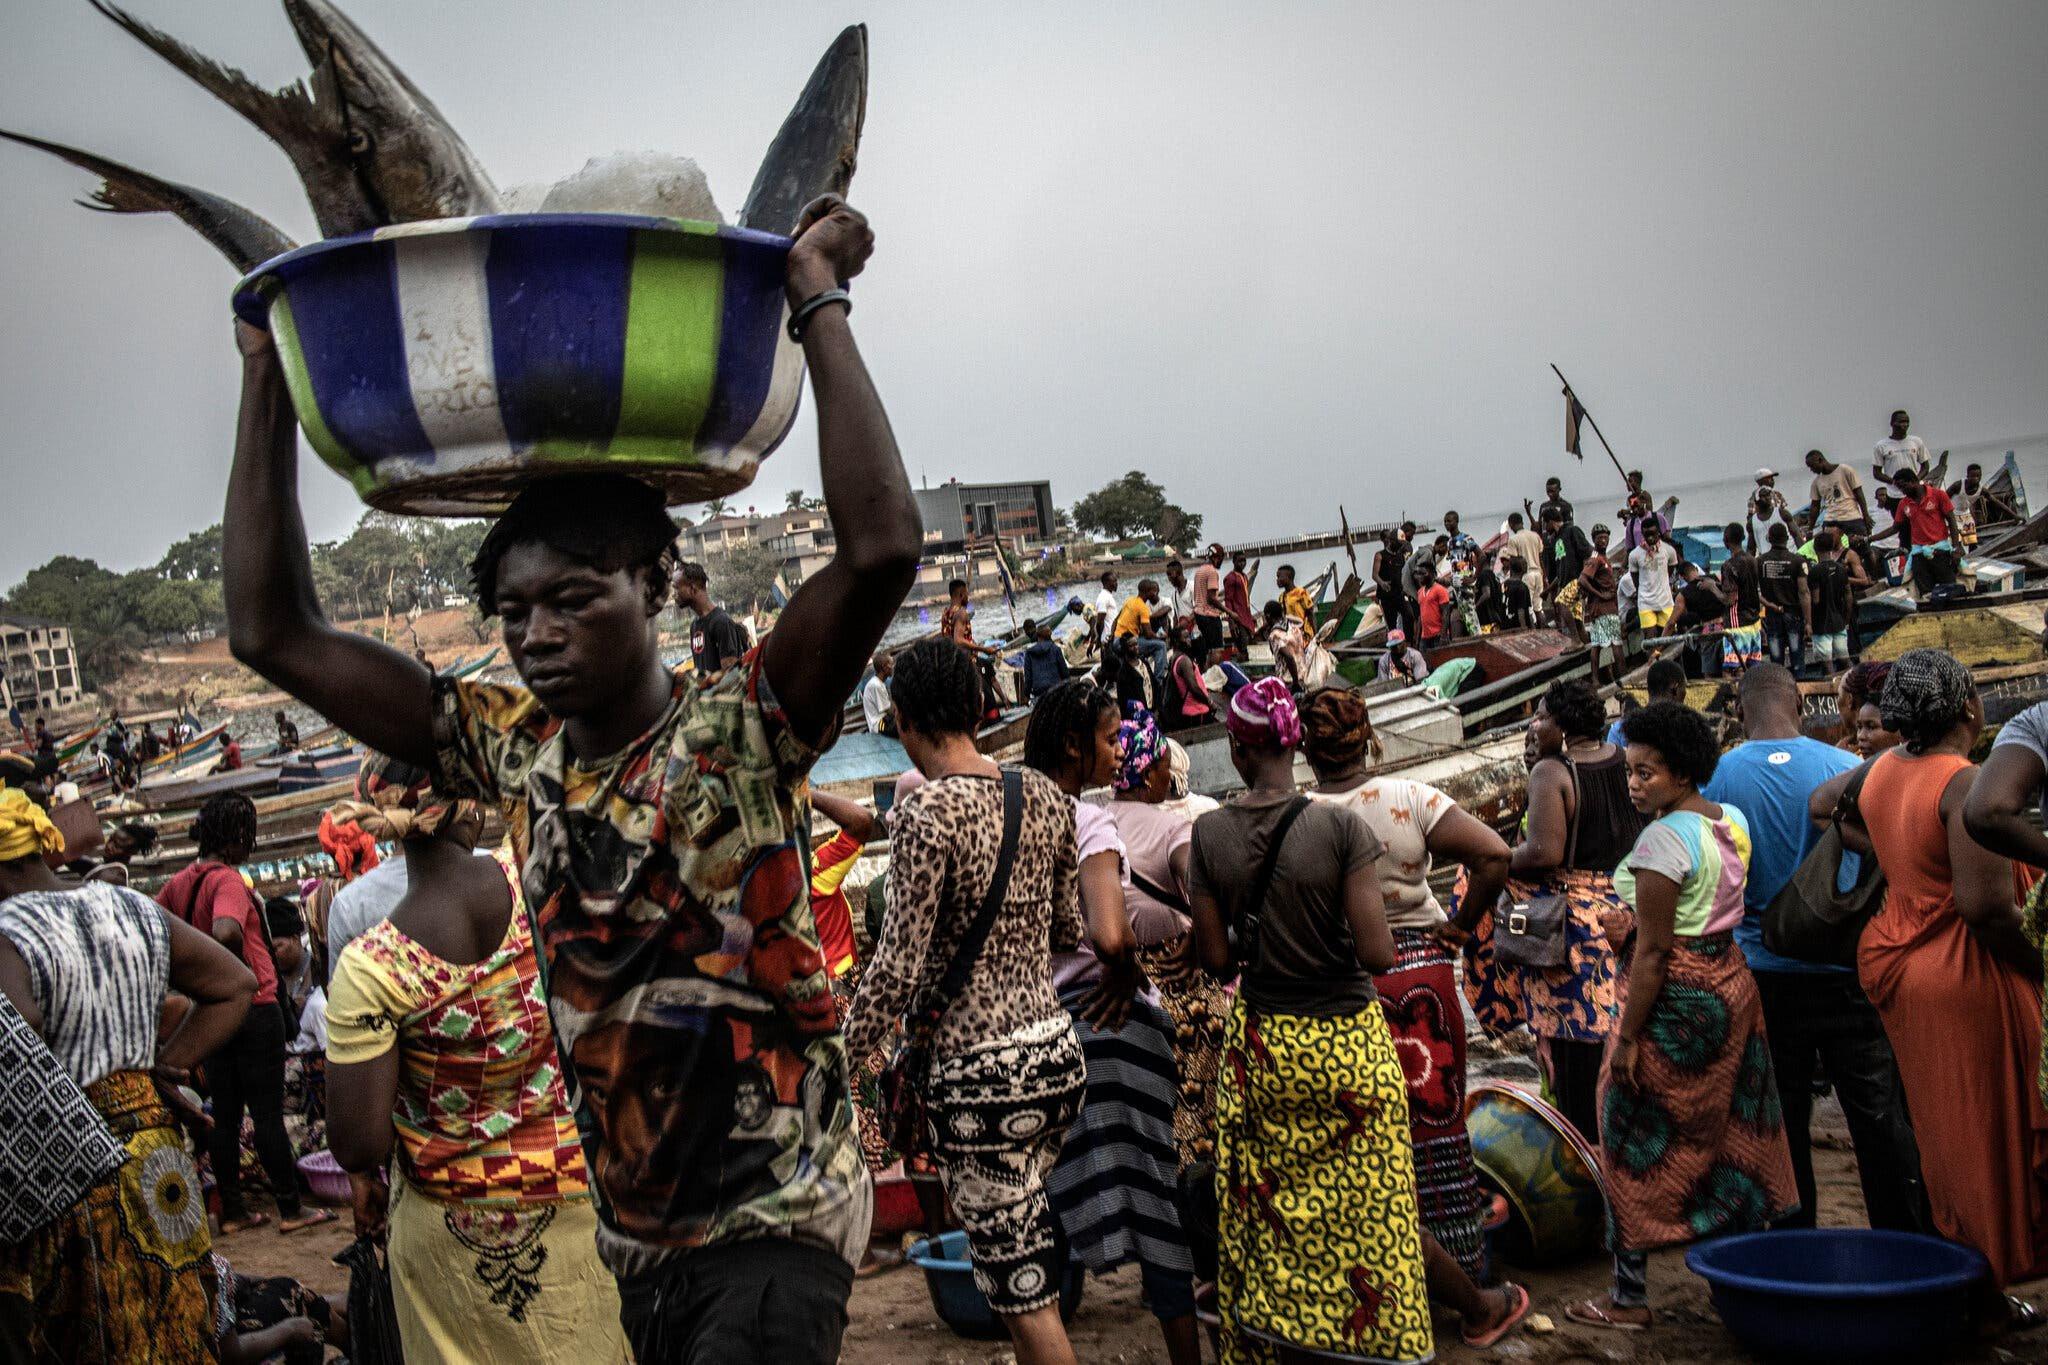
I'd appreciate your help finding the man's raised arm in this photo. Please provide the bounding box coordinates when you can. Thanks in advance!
[223,322,436,767]
[762,198,923,743]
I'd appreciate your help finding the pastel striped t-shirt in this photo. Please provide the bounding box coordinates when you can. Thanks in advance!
[1613,807,1753,938]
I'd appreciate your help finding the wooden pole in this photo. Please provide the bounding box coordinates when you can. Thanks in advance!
[1551,363,1632,493]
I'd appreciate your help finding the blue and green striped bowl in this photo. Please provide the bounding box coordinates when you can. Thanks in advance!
[232,214,801,516]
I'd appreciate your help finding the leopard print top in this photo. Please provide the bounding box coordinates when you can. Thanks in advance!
[843,768,1085,1064]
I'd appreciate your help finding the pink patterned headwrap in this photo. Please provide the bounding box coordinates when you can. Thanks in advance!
[1226,676,1303,749]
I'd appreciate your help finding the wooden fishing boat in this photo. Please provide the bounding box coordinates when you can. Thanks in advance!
[53,722,105,763]
[75,721,231,800]
[279,747,361,793]
[138,765,281,811]
[1174,681,1467,798]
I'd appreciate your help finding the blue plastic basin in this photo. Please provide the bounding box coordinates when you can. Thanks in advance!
[907,1230,1086,1340]
[1686,1229,1986,1362]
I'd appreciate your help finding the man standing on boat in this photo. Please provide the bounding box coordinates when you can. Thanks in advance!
[1539,505,1592,627]
[1094,568,1122,652]
[223,198,922,1362]
[1804,449,1871,540]
[1524,475,1574,528]
[1873,409,1934,485]
[1871,468,1964,597]
[1191,546,1226,661]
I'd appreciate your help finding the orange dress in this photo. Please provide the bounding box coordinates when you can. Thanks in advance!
[1859,749,2048,1286]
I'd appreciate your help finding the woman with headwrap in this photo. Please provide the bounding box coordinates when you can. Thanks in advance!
[1107,707,1233,1168]
[1022,684,1200,1365]
[1813,649,2048,1307]
[317,804,381,884]
[1300,687,1513,1288]
[323,755,628,1364]
[0,785,258,1362]
[1186,678,1434,1364]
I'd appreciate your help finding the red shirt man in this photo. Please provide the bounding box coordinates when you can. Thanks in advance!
[157,860,278,1006]
[1417,580,1453,643]
[1223,553,1259,634]
[1896,480,1956,546]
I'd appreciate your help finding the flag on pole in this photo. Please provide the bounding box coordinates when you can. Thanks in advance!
[1564,385,1587,459]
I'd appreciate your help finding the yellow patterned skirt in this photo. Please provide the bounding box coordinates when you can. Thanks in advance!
[0,1070,219,1364]
[1216,1003,1433,1365]
[388,1168,630,1364]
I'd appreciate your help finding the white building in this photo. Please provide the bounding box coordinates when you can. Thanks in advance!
[0,614,83,715]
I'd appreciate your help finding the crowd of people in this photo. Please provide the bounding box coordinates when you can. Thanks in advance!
[3,187,2045,1365]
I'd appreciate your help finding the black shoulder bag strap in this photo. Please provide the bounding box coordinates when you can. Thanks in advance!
[1130,868,1191,916]
[918,768,1026,1024]
[1557,754,1581,872]
[1235,796,1312,974]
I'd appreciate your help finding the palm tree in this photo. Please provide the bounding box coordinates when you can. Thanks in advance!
[704,496,731,519]
[786,489,805,510]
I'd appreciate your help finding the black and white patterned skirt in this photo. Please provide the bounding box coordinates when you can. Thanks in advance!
[925,1015,1087,1315]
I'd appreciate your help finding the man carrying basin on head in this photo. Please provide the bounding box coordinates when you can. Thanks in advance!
[223,197,923,1364]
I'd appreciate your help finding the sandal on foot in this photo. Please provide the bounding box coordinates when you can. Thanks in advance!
[2007,1296,2044,1333]
[855,1248,905,1279]
[1565,1297,1650,1332]
[280,1209,337,1234]
[217,1213,269,1235]
[1463,1282,1532,1348]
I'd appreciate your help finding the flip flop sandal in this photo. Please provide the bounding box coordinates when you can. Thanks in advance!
[2007,1296,2044,1333]
[280,1209,338,1234]
[1463,1282,1532,1348]
[1565,1298,1650,1333]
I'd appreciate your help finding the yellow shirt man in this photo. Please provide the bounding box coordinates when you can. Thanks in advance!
[1113,595,1153,638]
[1282,586,1315,628]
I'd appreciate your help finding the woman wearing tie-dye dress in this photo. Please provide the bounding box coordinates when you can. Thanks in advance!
[0,787,258,1363]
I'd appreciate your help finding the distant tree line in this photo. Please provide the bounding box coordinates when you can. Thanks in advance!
[2,514,506,688]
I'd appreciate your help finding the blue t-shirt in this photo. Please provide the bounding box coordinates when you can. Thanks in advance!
[1702,736,1859,975]
[1606,718,1627,748]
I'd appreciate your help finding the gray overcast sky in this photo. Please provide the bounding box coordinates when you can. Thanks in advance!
[2,1,2044,587]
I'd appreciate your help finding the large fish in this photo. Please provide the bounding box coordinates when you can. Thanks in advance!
[0,128,296,272]
[88,0,500,236]
[739,24,868,235]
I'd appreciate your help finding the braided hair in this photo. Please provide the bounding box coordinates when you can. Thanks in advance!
[1024,679,1117,782]
[889,639,982,737]
[470,473,681,617]
[193,791,258,862]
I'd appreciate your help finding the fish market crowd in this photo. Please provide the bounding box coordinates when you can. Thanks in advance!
[4,4,2046,1364]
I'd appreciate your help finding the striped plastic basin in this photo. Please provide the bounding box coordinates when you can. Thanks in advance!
[233,214,801,516]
